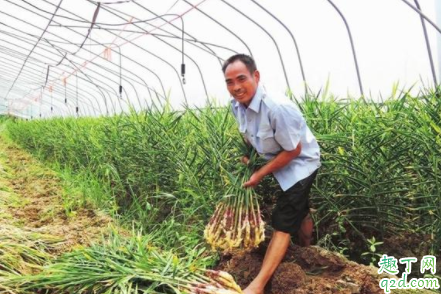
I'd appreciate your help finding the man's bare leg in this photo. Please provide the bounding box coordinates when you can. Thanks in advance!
[243,214,313,294]
[298,213,313,247]
[243,231,290,294]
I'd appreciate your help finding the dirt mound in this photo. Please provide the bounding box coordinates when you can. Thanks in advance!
[217,242,385,294]
[217,239,439,294]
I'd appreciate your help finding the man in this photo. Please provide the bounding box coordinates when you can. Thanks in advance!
[222,54,320,294]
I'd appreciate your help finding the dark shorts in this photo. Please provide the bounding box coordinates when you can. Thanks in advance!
[271,170,318,235]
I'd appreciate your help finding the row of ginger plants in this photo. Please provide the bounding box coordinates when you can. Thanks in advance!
[5,90,441,261]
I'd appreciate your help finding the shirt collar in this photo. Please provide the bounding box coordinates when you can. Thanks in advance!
[232,84,264,113]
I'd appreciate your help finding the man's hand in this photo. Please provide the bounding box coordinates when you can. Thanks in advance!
[243,170,264,188]
[241,156,250,165]
[242,143,302,189]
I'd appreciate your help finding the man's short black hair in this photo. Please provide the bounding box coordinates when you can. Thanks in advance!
[222,54,257,74]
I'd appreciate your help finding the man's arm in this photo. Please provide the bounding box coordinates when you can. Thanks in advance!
[243,142,302,188]
[241,136,252,164]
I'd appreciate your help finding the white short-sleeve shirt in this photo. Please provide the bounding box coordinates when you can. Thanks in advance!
[231,85,321,191]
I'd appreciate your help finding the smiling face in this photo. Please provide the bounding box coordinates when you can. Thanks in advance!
[224,60,260,107]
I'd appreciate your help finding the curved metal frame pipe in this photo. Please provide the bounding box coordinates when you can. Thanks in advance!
[327,0,364,96]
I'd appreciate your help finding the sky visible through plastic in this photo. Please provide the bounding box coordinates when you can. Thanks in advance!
[0,0,439,118]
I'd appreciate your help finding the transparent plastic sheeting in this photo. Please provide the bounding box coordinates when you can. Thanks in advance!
[0,0,439,118]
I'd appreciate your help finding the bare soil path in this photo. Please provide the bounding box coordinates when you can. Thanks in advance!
[0,134,112,256]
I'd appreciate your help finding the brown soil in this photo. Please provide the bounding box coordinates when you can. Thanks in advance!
[0,136,112,255]
[217,239,437,294]
[217,241,381,294]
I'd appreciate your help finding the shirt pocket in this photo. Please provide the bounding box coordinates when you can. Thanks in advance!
[256,127,280,154]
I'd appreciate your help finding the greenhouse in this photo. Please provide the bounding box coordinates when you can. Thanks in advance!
[0,0,440,293]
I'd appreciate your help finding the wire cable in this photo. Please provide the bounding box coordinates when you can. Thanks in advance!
[4,0,63,101]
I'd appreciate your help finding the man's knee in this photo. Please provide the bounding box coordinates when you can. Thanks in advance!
[302,213,313,224]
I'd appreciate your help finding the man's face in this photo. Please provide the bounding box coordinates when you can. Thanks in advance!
[224,60,260,106]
